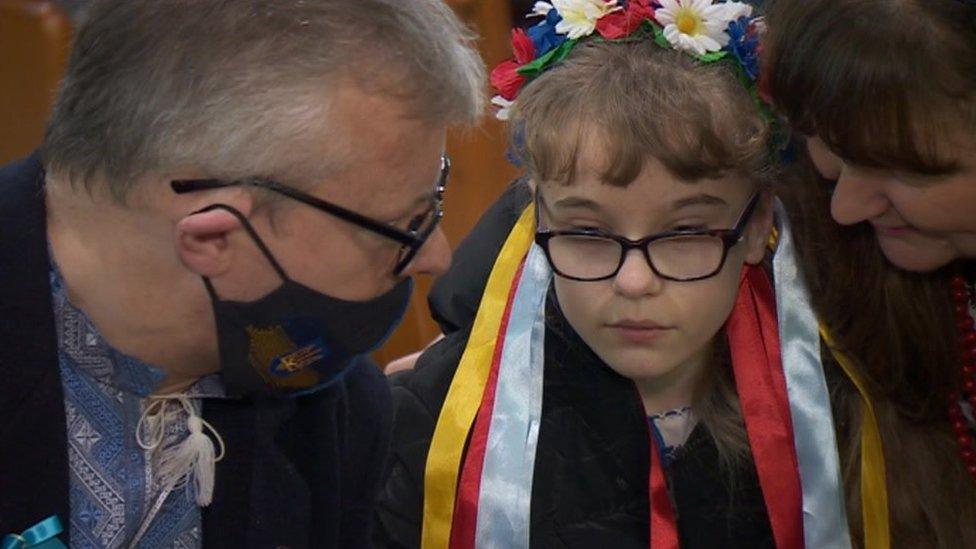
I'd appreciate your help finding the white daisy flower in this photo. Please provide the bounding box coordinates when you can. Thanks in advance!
[492,95,515,121]
[720,1,753,22]
[551,0,620,40]
[529,1,554,18]
[655,0,752,56]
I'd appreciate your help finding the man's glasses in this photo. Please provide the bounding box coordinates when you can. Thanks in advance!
[171,156,450,275]
[534,192,760,282]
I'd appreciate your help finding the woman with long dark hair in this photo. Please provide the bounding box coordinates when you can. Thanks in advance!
[765,0,976,545]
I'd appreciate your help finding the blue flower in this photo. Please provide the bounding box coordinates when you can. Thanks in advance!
[726,17,760,81]
[506,122,527,167]
[527,9,567,56]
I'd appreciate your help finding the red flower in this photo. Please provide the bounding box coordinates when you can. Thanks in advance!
[596,0,654,40]
[757,72,773,105]
[755,43,773,104]
[491,60,525,100]
[511,28,536,65]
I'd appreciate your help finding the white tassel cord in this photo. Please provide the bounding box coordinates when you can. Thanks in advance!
[136,395,226,507]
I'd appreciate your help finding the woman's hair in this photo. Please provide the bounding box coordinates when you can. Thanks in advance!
[765,0,976,174]
[777,157,976,546]
[514,38,778,469]
[766,0,976,543]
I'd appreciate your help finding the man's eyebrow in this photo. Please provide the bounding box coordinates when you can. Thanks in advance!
[670,194,728,209]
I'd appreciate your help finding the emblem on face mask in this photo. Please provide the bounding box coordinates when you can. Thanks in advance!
[245,323,329,388]
[196,203,414,397]
[273,343,326,376]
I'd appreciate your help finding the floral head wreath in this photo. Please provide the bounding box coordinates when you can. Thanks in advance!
[490,0,767,121]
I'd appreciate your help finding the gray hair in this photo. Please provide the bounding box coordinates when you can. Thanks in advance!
[43,0,486,200]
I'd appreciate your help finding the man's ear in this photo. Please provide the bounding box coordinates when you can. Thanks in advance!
[175,196,254,277]
[744,191,775,265]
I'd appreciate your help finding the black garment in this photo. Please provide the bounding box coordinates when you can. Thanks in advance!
[374,181,775,547]
[427,178,533,335]
[0,153,394,548]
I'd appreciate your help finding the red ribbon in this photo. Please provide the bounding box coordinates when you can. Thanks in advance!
[649,428,679,549]
[450,259,526,549]
[452,262,802,549]
[726,265,804,549]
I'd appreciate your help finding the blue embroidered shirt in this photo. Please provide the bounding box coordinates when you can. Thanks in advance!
[51,267,225,548]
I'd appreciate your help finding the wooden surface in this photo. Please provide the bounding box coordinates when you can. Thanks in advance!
[0,0,71,163]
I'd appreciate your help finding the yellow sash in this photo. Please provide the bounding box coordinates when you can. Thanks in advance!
[421,206,536,549]
[821,327,891,549]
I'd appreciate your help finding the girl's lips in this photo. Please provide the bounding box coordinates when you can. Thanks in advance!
[606,321,672,344]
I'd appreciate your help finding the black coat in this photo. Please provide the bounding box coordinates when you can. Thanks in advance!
[374,181,775,548]
[0,153,394,548]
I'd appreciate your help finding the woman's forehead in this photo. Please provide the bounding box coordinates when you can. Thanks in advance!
[821,119,975,176]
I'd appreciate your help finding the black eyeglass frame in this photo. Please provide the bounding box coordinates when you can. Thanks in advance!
[171,156,450,275]
[534,192,761,282]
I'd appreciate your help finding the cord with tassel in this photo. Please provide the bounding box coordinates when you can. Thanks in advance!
[136,396,226,506]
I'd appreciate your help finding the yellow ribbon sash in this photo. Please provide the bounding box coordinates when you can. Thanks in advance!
[821,327,891,549]
[421,205,536,549]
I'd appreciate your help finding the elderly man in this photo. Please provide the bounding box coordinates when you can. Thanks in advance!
[0,0,483,546]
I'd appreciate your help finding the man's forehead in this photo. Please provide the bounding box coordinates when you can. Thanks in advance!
[319,144,442,219]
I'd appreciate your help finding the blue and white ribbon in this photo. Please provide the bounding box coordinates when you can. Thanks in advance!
[474,244,551,549]
[773,200,851,549]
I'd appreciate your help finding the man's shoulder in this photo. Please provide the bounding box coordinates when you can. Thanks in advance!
[0,154,44,237]
[0,151,53,343]
[0,153,43,201]
[0,152,42,176]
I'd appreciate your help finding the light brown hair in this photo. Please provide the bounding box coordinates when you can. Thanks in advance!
[515,38,780,469]
[512,39,771,186]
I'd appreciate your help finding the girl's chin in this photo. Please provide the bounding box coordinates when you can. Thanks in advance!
[599,349,681,381]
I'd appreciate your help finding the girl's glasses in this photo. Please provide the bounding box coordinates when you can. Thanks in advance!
[534,192,760,282]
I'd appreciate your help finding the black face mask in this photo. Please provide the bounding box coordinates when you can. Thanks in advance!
[201,204,412,397]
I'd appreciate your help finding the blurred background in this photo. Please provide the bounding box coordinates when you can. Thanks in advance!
[0,0,537,367]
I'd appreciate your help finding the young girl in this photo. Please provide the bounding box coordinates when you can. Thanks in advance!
[376,1,816,547]
[762,0,976,546]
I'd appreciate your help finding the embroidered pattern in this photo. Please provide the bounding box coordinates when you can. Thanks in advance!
[51,267,224,548]
[648,406,697,467]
